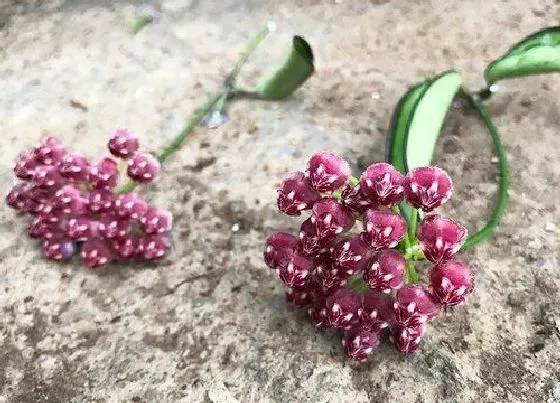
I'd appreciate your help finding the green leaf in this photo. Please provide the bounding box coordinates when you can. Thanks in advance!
[484,26,560,84]
[386,70,463,173]
[255,36,314,100]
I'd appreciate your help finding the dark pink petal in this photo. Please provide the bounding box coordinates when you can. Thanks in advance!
[59,153,90,182]
[14,152,38,180]
[325,288,360,329]
[127,153,160,183]
[342,326,380,361]
[286,284,314,308]
[405,166,453,212]
[32,165,62,190]
[66,217,96,241]
[359,291,395,332]
[430,260,475,306]
[390,324,426,353]
[98,215,130,239]
[108,129,139,159]
[306,152,350,192]
[111,235,141,260]
[89,157,119,189]
[42,237,75,260]
[341,183,373,214]
[140,207,173,234]
[33,136,66,165]
[276,251,314,288]
[361,210,407,250]
[394,285,441,326]
[88,189,116,213]
[54,185,88,215]
[360,163,405,206]
[114,193,149,219]
[81,239,112,268]
[311,198,354,239]
[363,249,405,292]
[299,218,330,257]
[330,236,373,276]
[139,233,172,260]
[276,171,320,216]
[264,231,299,268]
[6,183,29,212]
[417,214,467,264]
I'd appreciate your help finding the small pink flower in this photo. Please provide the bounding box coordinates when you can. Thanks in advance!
[114,193,149,219]
[306,152,350,193]
[361,210,407,249]
[66,217,95,241]
[390,323,426,353]
[14,152,38,180]
[32,165,62,190]
[112,235,141,260]
[140,207,173,234]
[108,129,139,159]
[81,239,112,268]
[264,231,299,268]
[359,291,395,332]
[309,298,331,329]
[276,251,314,287]
[330,236,373,276]
[311,198,354,239]
[42,237,75,261]
[6,183,29,212]
[33,136,66,165]
[286,284,314,308]
[417,214,467,264]
[299,218,329,257]
[363,249,405,292]
[343,326,380,361]
[394,285,440,326]
[59,153,90,183]
[98,215,130,239]
[313,258,348,291]
[54,185,88,215]
[139,233,172,260]
[276,171,320,216]
[430,260,475,306]
[405,166,453,212]
[127,153,160,183]
[88,189,115,213]
[89,158,119,189]
[360,163,405,206]
[28,215,60,239]
[341,183,373,213]
[325,288,360,329]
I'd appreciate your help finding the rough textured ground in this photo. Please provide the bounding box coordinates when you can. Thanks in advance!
[1,1,560,402]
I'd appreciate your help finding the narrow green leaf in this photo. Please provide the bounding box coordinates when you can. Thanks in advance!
[484,26,560,84]
[255,36,314,100]
[386,70,463,173]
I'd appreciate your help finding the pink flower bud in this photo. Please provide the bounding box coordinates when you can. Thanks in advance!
[390,324,426,353]
[362,210,407,249]
[28,215,60,239]
[430,260,475,306]
[59,153,90,183]
[405,166,452,212]
[341,183,373,214]
[325,288,360,329]
[330,236,372,276]
[309,298,330,329]
[42,237,75,261]
[276,251,314,287]
[98,215,130,239]
[299,218,329,257]
[417,214,467,264]
[276,171,320,216]
[313,257,348,291]
[139,233,172,260]
[54,185,88,215]
[127,153,160,183]
[33,136,65,165]
[311,198,354,239]
[108,129,139,159]
[363,249,405,292]
[394,285,440,326]
[66,217,95,241]
[306,152,350,192]
[343,326,380,361]
[112,235,141,260]
[32,165,62,190]
[81,239,112,268]
[360,163,405,206]
[286,284,314,308]
[88,189,115,213]
[264,232,299,268]
[140,207,173,234]
[114,193,149,219]
[14,152,38,180]
[89,158,119,189]
[359,291,395,332]
[6,183,29,212]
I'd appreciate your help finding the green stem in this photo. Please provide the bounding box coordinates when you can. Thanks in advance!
[116,25,272,194]
[405,260,419,284]
[460,89,510,250]
[408,208,418,242]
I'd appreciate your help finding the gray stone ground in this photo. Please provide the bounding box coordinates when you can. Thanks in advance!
[1,1,560,402]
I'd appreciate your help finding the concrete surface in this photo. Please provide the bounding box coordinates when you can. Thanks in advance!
[0,0,559,402]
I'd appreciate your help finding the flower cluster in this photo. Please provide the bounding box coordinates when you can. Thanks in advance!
[265,152,474,361]
[5,130,173,268]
